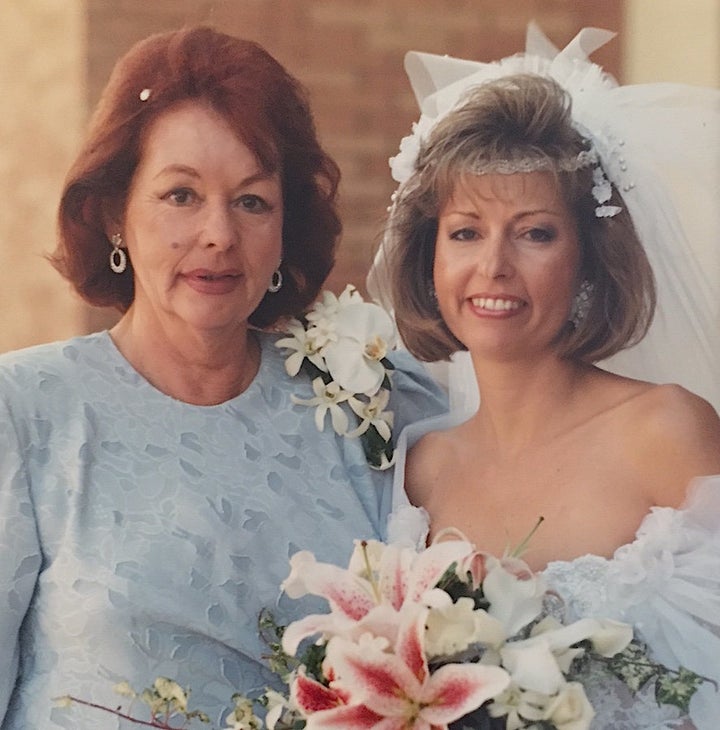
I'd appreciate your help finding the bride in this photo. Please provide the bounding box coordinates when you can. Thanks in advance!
[371,26,720,729]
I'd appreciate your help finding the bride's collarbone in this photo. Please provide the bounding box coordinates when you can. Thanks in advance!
[419,433,652,567]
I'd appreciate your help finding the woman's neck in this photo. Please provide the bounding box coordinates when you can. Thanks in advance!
[468,354,594,455]
[109,310,261,406]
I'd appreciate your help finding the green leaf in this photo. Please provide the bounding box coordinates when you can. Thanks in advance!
[655,666,705,713]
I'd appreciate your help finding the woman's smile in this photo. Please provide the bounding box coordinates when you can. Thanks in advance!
[181,268,243,295]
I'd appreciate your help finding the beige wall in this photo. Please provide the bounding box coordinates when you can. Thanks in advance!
[624,0,720,85]
[0,1,87,352]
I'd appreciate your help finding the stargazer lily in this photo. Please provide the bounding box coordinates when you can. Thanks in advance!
[281,539,476,655]
[292,607,510,729]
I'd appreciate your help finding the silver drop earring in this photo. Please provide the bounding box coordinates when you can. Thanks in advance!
[570,279,594,329]
[268,265,283,293]
[109,233,127,274]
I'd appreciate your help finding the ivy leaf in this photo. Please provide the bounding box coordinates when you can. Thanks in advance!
[605,641,658,692]
[655,666,706,714]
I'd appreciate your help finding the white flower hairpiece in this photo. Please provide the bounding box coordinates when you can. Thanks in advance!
[276,285,398,470]
[386,25,625,220]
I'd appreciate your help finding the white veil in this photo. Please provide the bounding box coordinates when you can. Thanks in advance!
[368,23,720,416]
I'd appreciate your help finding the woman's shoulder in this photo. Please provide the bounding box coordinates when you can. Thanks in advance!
[0,332,110,381]
[0,331,109,367]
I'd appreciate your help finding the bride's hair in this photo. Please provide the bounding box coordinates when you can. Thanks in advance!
[384,74,655,363]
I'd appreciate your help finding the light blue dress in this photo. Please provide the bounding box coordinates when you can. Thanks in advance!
[0,330,447,729]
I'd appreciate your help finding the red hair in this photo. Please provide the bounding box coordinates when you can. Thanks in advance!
[52,25,341,327]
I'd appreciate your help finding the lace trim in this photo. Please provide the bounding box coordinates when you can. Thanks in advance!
[467,148,598,175]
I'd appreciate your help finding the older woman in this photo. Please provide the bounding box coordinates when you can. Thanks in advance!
[0,26,446,729]
[374,28,720,729]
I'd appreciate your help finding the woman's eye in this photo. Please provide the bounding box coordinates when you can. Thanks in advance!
[449,227,478,242]
[164,188,196,206]
[236,194,271,213]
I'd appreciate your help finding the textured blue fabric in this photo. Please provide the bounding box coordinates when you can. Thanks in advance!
[0,330,447,729]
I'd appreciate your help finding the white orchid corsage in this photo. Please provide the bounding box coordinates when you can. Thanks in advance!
[275,285,398,470]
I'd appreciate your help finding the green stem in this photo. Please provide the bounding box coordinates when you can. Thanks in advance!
[360,540,382,603]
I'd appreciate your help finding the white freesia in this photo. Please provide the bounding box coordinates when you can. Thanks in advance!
[291,377,350,434]
[322,301,397,395]
[276,285,398,469]
[304,285,363,349]
[488,684,550,729]
[274,320,326,376]
[501,639,567,696]
[346,389,393,440]
[544,682,595,730]
[528,616,633,659]
[585,618,634,657]
[306,285,363,324]
[531,617,586,673]
[425,596,504,658]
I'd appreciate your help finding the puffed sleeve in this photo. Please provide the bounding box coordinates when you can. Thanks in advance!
[385,349,449,436]
[378,351,448,544]
[603,476,720,729]
[0,394,41,722]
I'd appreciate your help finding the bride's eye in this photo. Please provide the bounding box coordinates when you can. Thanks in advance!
[523,226,555,243]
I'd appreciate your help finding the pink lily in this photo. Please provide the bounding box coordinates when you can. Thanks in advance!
[282,540,475,656]
[294,606,510,729]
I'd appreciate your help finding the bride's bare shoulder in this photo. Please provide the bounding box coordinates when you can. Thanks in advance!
[405,424,465,503]
[613,381,720,503]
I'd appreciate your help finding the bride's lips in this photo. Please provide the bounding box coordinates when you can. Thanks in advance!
[468,294,527,317]
[181,268,242,295]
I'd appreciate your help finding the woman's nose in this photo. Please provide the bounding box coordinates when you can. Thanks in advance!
[200,202,237,250]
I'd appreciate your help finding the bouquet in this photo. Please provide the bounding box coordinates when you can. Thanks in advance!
[57,531,707,730]
[275,285,398,470]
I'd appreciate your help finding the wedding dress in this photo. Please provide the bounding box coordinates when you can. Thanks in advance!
[387,413,720,730]
[374,22,720,729]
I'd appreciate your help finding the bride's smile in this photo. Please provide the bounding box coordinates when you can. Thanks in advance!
[433,170,580,361]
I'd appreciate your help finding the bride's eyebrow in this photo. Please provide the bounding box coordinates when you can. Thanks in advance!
[514,208,563,220]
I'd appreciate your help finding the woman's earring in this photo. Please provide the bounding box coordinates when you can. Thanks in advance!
[109,233,127,274]
[570,279,594,329]
[268,265,283,293]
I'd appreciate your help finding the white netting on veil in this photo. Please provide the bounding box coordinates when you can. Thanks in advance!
[368,23,720,415]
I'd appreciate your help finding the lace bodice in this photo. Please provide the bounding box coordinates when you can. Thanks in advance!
[543,558,684,729]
